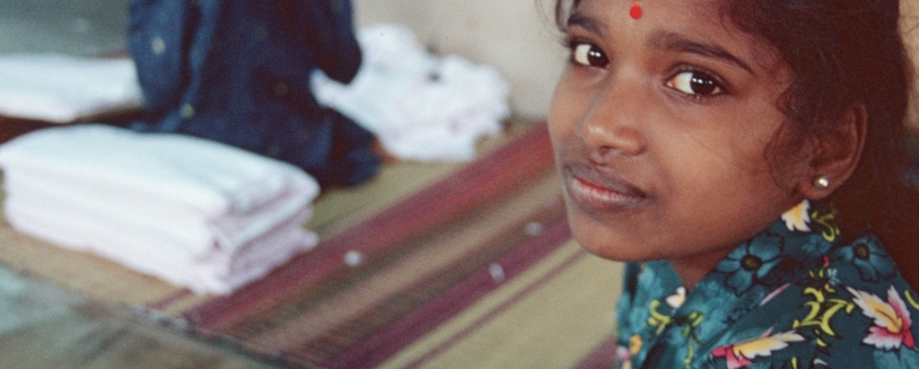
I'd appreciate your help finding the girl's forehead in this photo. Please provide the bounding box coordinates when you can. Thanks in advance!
[570,0,723,44]
[571,0,786,75]
[572,0,732,33]
[572,0,719,17]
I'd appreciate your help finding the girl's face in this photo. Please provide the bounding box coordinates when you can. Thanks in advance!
[549,0,810,279]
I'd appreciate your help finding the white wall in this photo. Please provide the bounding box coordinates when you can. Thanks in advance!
[353,0,567,120]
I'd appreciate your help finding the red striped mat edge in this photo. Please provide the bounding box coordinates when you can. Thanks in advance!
[323,214,573,369]
[401,247,591,369]
[171,122,556,330]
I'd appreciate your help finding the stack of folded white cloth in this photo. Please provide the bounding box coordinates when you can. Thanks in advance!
[312,24,511,162]
[0,54,143,123]
[0,125,320,295]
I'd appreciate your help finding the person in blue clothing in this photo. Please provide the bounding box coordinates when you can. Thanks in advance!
[547,0,919,367]
[128,0,381,187]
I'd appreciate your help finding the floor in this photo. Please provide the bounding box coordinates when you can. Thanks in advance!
[0,267,282,369]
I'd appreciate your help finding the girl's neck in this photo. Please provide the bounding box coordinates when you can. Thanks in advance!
[668,248,734,291]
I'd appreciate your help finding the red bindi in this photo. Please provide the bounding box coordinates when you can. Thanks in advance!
[630,0,642,19]
[630,5,642,19]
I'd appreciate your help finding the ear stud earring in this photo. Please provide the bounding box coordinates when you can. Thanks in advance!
[814,176,830,189]
[630,0,643,19]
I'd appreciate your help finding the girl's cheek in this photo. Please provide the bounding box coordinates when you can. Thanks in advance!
[548,82,581,135]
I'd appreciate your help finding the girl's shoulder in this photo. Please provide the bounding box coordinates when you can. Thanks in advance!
[614,230,919,369]
[705,233,919,368]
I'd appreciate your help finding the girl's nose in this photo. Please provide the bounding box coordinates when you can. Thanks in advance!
[575,79,647,160]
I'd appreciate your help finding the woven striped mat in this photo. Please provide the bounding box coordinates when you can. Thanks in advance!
[160,123,623,368]
[0,122,623,368]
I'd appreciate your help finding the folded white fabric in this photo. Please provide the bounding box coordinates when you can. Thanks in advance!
[312,24,511,162]
[0,54,142,123]
[0,125,320,295]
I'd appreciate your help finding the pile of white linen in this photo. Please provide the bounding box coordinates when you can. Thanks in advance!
[0,125,320,295]
[0,54,142,123]
[312,24,511,162]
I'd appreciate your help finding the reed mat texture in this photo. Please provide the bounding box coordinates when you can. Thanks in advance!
[0,122,624,368]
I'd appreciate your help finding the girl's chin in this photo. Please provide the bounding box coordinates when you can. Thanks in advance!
[570,225,658,262]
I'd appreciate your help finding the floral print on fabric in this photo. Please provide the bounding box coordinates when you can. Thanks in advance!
[666,286,687,309]
[789,257,856,353]
[781,200,811,232]
[715,232,785,295]
[646,287,706,368]
[613,200,919,369]
[710,328,805,369]
[834,237,897,282]
[848,286,916,350]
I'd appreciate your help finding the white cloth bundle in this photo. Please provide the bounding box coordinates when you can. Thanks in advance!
[311,24,511,161]
[0,54,143,123]
[0,125,320,295]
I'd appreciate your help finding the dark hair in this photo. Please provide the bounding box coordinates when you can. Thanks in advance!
[554,0,919,288]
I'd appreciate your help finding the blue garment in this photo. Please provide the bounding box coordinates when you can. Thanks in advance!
[615,200,919,368]
[128,0,380,187]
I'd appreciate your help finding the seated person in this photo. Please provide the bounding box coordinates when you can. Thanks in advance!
[129,0,380,187]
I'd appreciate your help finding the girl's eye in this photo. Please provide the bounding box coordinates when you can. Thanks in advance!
[667,70,724,97]
[571,43,609,68]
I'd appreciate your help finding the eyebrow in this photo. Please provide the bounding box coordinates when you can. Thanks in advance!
[649,30,755,74]
[567,12,606,36]
[566,12,755,75]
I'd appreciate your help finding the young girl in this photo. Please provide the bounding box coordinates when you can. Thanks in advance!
[548,0,919,367]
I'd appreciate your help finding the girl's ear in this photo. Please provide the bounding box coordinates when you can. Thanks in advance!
[797,104,867,200]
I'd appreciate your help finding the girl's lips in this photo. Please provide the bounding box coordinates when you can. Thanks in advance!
[563,163,647,211]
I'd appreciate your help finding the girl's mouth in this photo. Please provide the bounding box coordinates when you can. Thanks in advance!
[563,163,647,211]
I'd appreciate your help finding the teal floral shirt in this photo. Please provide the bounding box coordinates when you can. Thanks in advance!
[615,200,919,368]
